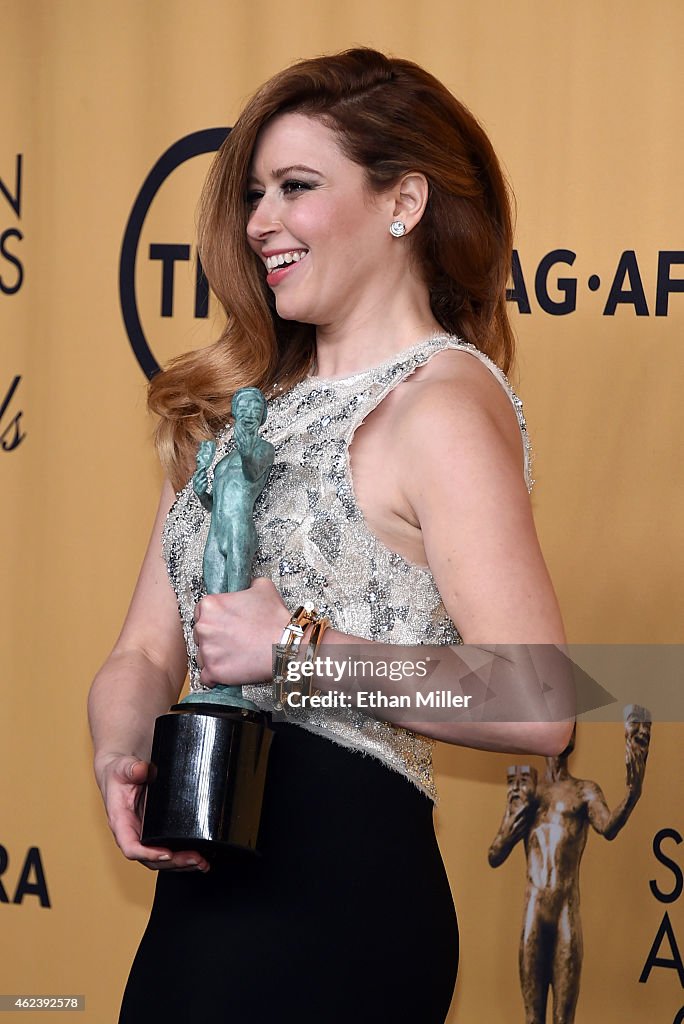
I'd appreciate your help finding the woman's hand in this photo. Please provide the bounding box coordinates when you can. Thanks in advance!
[193,577,291,687]
[96,753,210,873]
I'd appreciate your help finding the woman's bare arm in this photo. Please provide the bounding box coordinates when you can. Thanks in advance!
[393,353,572,750]
[88,480,210,871]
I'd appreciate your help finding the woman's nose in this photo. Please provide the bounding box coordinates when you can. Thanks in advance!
[247,196,281,241]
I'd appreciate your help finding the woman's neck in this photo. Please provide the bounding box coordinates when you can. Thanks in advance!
[312,291,442,380]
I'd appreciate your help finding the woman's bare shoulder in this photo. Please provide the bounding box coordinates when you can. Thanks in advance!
[393,347,524,470]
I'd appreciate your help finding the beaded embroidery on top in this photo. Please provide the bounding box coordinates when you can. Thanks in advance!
[162,334,533,802]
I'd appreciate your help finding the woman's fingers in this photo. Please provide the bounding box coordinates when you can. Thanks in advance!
[103,756,210,872]
[192,580,289,683]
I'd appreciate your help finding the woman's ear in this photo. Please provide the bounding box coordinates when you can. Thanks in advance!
[391,172,430,233]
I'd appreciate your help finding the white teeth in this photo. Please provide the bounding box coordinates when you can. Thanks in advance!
[265,250,308,271]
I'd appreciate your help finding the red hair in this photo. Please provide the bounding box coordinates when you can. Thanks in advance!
[149,48,515,488]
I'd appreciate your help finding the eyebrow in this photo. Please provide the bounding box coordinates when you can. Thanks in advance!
[247,164,322,184]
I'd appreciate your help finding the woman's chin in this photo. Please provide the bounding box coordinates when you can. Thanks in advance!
[274,299,316,325]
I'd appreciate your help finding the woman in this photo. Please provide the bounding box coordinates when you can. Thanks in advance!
[89,48,572,1023]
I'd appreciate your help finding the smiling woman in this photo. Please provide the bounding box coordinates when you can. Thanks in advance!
[146,47,520,483]
[245,113,436,339]
[89,47,571,1024]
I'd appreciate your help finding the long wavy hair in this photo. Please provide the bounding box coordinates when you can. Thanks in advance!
[149,47,516,488]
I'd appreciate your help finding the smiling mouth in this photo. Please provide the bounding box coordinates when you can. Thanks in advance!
[264,249,309,272]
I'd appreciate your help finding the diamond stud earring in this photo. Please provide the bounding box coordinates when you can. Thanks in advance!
[389,220,406,237]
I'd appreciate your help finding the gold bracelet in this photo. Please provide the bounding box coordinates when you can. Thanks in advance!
[303,616,330,664]
[272,602,319,709]
[302,616,330,699]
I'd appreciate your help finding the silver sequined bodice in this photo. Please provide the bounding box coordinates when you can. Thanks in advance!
[162,334,532,801]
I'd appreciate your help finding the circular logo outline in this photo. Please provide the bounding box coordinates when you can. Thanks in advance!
[119,127,230,379]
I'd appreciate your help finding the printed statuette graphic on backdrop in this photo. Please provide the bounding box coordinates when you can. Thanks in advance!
[488,706,651,1023]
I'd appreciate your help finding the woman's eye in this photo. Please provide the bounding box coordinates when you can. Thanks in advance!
[282,179,313,196]
[245,190,264,209]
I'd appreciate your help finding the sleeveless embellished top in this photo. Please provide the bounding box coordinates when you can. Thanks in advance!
[162,334,533,801]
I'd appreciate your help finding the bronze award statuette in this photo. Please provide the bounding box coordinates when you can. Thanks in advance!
[488,707,652,1024]
[141,388,275,856]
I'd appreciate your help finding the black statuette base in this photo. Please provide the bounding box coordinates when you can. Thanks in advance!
[141,704,273,855]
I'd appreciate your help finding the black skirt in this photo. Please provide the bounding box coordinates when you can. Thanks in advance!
[120,722,458,1023]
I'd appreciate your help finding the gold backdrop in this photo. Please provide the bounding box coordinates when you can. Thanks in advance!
[2,1,682,1021]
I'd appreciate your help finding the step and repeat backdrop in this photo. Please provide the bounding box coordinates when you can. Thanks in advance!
[2,1,683,1021]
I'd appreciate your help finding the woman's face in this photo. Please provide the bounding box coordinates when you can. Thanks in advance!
[246,112,396,329]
